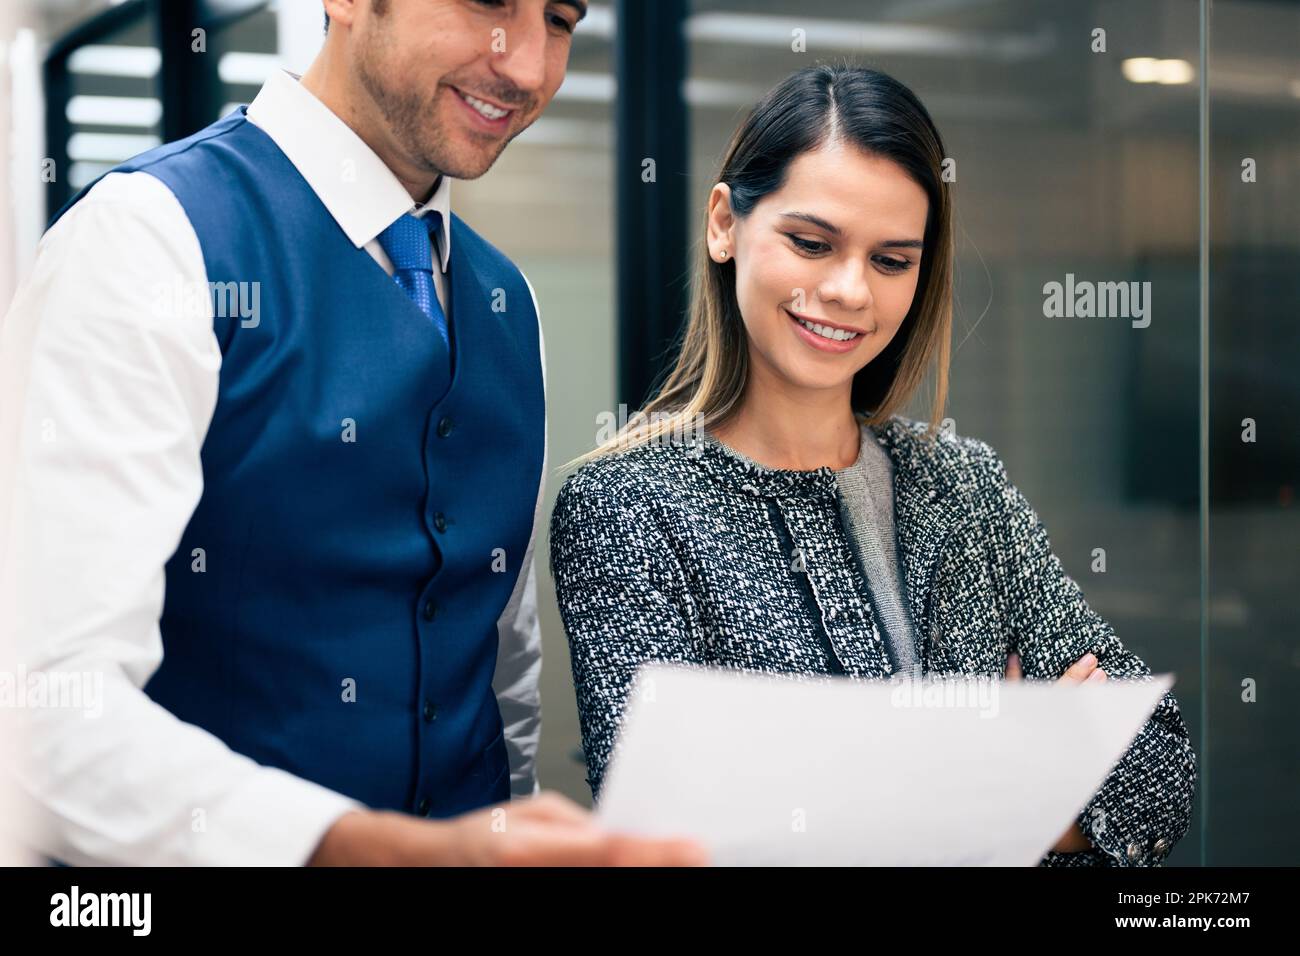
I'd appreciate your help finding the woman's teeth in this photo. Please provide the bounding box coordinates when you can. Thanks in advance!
[458,91,510,120]
[795,315,860,341]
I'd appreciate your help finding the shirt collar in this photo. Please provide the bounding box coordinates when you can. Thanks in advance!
[245,69,452,272]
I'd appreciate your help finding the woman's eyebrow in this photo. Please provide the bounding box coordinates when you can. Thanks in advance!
[780,211,842,236]
[779,211,923,249]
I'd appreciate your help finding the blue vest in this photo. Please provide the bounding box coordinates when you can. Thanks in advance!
[50,108,545,818]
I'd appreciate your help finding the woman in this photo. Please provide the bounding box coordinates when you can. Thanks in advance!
[549,65,1196,867]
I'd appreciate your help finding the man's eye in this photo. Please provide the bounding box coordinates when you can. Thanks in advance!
[472,1,573,34]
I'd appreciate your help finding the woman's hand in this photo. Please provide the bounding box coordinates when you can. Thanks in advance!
[1004,650,1108,685]
[1005,650,1107,853]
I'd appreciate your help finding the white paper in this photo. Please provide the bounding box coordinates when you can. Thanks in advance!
[595,664,1174,865]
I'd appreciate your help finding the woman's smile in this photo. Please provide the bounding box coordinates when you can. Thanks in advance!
[784,306,872,354]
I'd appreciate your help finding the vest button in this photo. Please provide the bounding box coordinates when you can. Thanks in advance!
[423,699,437,722]
[433,512,447,533]
[417,797,431,815]
[437,416,454,438]
[422,599,437,621]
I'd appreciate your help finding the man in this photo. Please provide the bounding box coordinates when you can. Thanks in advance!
[0,0,705,866]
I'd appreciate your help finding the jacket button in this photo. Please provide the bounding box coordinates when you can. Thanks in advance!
[433,512,447,533]
[1152,837,1170,859]
[417,797,431,815]
[1126,841,1144,863]
[437,416,454,438]
[422,699,437,722]
[422,599,437,621]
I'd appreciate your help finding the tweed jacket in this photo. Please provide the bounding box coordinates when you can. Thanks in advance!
[549,415,1198,867]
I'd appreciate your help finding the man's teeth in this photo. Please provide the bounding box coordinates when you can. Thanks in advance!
[795,316,860,341]
[458,91,510,120]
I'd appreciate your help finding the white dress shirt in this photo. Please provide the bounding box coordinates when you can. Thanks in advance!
[0,70,546,866]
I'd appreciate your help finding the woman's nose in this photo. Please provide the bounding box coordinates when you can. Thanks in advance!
[818,261,874,314]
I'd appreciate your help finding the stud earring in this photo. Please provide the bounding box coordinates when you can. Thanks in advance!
[719,249,728,260]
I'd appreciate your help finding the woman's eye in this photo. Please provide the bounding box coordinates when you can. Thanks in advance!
[787,234,829,255]
[784,235,912,270]
[875,256,912,273]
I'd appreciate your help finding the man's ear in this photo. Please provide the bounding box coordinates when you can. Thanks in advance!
[322,0,358,30]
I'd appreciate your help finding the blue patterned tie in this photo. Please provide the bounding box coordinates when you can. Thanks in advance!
[377,211,449,351]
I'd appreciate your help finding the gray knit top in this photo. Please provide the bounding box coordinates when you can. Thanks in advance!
[831,425,921,675]
[703,423,920,676]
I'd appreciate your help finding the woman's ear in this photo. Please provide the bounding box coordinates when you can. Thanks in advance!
[706,183,735,262]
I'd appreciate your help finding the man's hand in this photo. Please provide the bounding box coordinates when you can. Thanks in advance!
[1005,650,1107,853]
[307,791,710,866]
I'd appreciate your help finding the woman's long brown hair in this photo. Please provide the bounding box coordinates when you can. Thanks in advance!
[568,63,953,469]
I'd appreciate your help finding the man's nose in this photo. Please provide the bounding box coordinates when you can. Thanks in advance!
[489,14,549,96]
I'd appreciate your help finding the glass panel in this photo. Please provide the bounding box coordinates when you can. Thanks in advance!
[1207,0,1300,866]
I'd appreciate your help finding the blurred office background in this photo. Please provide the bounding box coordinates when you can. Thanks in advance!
[1,0,1296,865]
